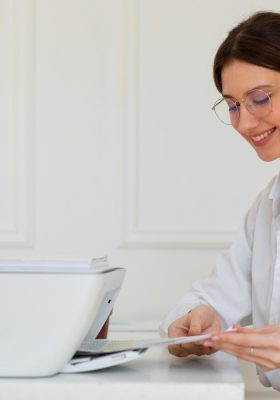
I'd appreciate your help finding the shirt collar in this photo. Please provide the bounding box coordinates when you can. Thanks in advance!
[269,172,280,218]
[269,173,280,200]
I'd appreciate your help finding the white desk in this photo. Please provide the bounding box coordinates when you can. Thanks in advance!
[0,324,244,400]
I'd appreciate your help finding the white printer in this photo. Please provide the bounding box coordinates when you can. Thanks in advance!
[0,258,125,377]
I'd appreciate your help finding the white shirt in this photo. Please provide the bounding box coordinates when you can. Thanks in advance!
[160,172,280,391]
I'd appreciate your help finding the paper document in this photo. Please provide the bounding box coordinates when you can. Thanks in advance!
[78,333,212,354]
[64,333,213,373]
[63,349,147,373]
[0,257,109,273]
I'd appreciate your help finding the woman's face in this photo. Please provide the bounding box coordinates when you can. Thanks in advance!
[221,60,280,161]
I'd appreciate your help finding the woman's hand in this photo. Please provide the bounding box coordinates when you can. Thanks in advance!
[167,304,222,357]
[203,324,280,371]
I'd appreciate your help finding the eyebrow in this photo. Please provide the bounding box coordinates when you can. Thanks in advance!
[222,84,274,99]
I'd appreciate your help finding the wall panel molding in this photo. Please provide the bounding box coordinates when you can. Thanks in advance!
[120,0,236,249]
[0,0,34,246]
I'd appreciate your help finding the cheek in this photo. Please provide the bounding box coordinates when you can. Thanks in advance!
[267,107,280,126]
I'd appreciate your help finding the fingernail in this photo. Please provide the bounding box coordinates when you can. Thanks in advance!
[203,340,211,346]
[211,335,221,341]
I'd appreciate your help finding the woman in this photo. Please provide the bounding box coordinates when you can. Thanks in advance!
[160,11,280,391]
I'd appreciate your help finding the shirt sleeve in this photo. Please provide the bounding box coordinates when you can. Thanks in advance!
[159,189,263,336]
[259,368,280,392]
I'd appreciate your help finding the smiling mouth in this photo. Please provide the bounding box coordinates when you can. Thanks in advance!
[251,127,276,142]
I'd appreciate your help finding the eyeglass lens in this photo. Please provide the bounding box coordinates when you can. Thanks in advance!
[213,90,271,125]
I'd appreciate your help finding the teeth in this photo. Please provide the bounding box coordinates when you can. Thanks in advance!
[252,128,275,142]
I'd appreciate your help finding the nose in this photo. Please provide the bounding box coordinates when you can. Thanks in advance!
[235,103,259,132]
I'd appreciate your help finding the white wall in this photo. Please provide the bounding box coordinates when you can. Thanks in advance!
[1,0,280,396]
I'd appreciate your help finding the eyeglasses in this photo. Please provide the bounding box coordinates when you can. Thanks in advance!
[211,88,273,126]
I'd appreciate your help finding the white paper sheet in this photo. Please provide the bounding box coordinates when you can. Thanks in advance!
[0,257,108,272]
[79,333,212,354]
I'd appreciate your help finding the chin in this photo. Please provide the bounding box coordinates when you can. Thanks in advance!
[255,149,280,162]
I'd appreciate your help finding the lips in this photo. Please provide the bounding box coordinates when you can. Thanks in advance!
[250,127,276,147]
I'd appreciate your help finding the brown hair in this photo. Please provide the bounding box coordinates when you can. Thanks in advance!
[213,11,280,93]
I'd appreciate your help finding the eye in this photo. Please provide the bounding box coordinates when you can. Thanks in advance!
[252,96,269,105]
[226,100,238,113]
[228,105,237,112]
[248,91,270,106]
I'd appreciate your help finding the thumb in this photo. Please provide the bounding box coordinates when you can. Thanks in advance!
[188,313,203,336]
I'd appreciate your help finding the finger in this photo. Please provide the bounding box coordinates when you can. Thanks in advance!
[168,344,191,357]
[232,323,280,335]
[188,313,203,336]
[216,332,271,349]
[188,343,218,356]
[169,342,214,357]
[180,343,206,355]
[209,342,276,370]
[238,325,278,334]
[202,347,218,356]
[248,347,280,369]
[168,315,190,338]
